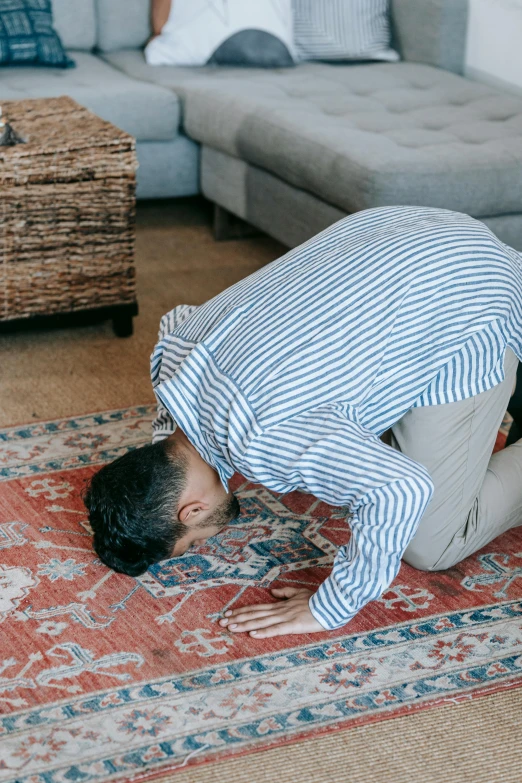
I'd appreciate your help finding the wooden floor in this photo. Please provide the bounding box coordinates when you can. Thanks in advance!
[0,198,283,427]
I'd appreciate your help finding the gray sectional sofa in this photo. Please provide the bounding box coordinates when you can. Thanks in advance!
[2,0,522,250]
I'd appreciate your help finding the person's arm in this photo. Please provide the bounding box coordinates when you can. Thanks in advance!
[226,404,434,633]
[151,0,171,37]
[150,305,199,443]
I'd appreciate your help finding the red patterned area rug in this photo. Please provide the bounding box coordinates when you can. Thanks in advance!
[0,406,521,782]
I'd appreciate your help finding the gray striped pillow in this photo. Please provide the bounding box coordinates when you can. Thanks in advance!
[293,0,399,63]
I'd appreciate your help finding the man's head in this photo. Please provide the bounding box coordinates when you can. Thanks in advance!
[84,428,240,576]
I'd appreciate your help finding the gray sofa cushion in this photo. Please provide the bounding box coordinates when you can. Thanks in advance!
[103,49,302,121]
[95,0,151,53]
[136,137,200,199]
[52,0,96,51]
[0,53,180,142]
[390,0,468,75]
[201,146,522,252]
[105,53,522,217]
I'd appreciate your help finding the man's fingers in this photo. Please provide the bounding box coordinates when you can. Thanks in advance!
[220,588,314,632]
[218,592,323,638]
[270,587,301,598]
[223,601,280,618]
[219,607,286,627]
[222,589,312,620]
[226,614,289,633]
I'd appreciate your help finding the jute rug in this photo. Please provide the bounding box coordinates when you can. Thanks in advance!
[0,404,520,783]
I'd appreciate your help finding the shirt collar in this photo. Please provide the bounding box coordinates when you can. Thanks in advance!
[155,347,235,494]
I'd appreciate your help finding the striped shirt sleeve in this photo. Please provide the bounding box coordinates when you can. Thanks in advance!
[238,405,435,630]
[150,305,199,443]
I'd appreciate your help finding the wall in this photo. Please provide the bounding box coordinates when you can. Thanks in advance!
[465,0,522,93]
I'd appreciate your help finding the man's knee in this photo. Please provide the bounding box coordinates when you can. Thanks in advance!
[402,543,450,572]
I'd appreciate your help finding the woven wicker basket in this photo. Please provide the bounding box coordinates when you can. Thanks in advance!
[0,97,138,332]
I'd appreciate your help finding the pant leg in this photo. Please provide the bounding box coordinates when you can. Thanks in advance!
[507,360,522,446]
[390,346,522,572]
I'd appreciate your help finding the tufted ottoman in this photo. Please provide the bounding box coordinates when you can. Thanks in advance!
[175,61,522,250]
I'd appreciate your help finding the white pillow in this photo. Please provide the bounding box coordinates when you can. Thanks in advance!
[293,0,399,63]
[145,0,296,67]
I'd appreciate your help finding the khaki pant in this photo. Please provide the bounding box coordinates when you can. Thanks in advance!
[387,347,522,571]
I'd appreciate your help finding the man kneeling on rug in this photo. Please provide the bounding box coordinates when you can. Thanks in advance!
[85,207,522,639]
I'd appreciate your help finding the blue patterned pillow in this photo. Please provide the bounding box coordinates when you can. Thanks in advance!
[0,0,74,67]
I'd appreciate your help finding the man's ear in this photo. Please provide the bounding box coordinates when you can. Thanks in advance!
[178,501,210,524]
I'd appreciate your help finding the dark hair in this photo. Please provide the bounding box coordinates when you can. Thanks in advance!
[84,440,188,577]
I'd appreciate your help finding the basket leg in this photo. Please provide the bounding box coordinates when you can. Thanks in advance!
[112,312,134,338]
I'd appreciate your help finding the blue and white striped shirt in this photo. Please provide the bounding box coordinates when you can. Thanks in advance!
[150,207,522,630]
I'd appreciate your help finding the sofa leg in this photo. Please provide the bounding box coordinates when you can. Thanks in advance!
[213,204,261,241]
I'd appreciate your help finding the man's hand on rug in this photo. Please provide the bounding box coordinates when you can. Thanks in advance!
[218,587,326,638]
